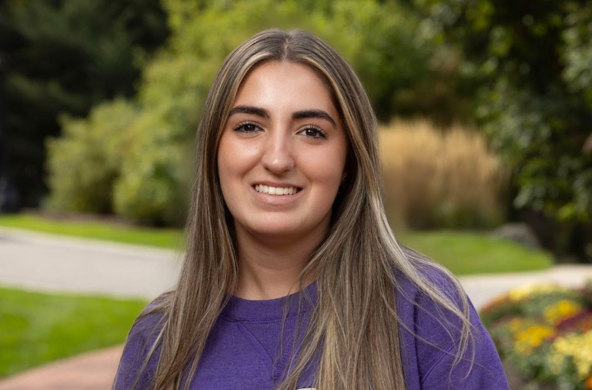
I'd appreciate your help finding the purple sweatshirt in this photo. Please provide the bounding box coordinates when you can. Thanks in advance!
[113,269,509,389]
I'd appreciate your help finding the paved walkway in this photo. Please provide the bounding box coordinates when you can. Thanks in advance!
[0,227,590,389]
[459,264,591,309]
[0,227,181,300]
[0,347,123,390]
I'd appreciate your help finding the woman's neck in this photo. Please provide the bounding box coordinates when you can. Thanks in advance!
[233,229,322,300]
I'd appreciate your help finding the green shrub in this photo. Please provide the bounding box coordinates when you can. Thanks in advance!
[112,108,190,225]
[46,99,138,214]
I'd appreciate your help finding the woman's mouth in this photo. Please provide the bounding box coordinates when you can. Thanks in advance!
[254,184,301,196]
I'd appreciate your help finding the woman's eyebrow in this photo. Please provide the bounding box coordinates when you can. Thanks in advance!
[228,106,336,126]
[228,105,269,118]
[292,109,336,126]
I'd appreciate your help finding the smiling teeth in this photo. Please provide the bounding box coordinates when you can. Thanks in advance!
[255,185,299,195]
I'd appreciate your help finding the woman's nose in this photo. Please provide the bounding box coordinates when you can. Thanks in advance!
[261,131,295,174]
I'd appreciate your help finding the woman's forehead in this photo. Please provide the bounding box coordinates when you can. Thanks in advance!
[233,61,336,111]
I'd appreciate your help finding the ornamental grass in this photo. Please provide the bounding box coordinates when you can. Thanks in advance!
[481,281,592,389]
[379,119,508,230]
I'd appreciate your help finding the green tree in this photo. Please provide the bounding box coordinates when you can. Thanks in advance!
[414,0,592,261]
[49,0,440,225]
[0,0,169,207]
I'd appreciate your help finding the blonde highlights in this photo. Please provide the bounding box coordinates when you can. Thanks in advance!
[127,29,474,390]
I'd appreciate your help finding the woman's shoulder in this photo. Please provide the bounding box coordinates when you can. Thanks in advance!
[128,293,169,343]
[394,246,510,389]
[113,294,169,390]
[394,245,482,343]
[394,246,465,308]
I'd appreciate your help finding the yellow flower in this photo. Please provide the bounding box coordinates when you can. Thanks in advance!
[544,299,582,325]
[509,318,525,332]
[507,283,567,302]
[549,330,592,380]
[514,325,554,355]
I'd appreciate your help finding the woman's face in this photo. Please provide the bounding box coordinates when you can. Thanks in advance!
[217,61,348,245]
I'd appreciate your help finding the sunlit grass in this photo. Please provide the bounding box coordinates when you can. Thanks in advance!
[0,214,184,249]
[0,287,147,378]
[397,230,553,275]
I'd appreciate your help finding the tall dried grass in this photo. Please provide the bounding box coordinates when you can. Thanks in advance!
[380,119,509,230]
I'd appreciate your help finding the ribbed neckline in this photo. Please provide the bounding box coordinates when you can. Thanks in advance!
[221,282,318,322]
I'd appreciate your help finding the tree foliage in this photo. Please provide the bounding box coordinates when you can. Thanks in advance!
[48,0,442,225]
[46,100,138,214]
[0,0,169,206]
[415,0,592,224]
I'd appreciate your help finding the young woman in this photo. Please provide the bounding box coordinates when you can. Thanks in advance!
[113,29,509,390]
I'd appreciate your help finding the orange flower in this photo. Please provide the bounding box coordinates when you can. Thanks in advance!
[586,374,592,390]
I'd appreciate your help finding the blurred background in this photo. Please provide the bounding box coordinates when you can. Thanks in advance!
[2,0,591,262]
[1,0,592,388]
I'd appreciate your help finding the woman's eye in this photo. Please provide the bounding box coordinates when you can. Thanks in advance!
[300,126,326,139]
[233,122,260,133]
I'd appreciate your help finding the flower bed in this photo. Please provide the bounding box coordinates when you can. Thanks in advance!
[481,281,592,390]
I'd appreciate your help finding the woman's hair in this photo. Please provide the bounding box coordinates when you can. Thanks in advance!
[133,29,474,390]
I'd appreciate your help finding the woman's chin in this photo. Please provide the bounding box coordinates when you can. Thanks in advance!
[245,224,303,242]
[235,218,327,248]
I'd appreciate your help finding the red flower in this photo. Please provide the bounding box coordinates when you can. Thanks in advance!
[556,309,592,333]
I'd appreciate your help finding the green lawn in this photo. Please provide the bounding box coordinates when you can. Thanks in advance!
[0,214,184,249]
[397,230,553,275]
[0,287,147,378]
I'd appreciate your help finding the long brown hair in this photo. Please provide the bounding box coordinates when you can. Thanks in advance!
[129,29,474,390]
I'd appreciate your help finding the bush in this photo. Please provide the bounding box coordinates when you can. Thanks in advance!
[481,281,592,389]
[47,98,190,225]
[380,119,508,230]
[112,108,190,226]
[46,99,138,214]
